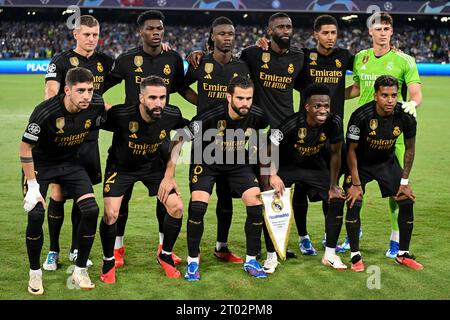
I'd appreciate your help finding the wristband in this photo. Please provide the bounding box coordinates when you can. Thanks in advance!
[400,178,409,186]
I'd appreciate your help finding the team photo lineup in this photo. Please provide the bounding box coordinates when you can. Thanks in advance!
[2,2,449,301]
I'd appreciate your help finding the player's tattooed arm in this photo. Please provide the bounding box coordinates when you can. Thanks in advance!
[395,136,416,202]
[19,142,36,180]
[403,136,415,180]
[20,156,33,163]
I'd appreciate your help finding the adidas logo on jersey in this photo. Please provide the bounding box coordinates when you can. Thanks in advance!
[135,67,143,73]
[204,74,212,79]
[261,63,269,69]
[129,133,138,139]
[310,60,317,66]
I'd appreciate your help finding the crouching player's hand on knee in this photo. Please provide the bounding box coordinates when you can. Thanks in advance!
[158,176,180,203]
[24,179,46,212]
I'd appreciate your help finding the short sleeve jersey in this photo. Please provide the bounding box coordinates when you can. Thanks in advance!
[102,104,189,171]
[184,54,251,114]
[353,49,421,106]
[108,47,185,105]
[240,45,304,127]
[186,104,269,169]
[346,101,417,164]
[45,50,114,95]
[22,94,105,168]
[296,47,354,118]
[270,112,343,169]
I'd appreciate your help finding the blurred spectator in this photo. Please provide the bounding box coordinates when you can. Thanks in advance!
[1,21,449,63]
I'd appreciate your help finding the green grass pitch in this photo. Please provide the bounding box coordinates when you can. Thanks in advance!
[0,74,449,300]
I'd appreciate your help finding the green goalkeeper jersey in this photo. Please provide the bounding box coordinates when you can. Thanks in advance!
[353,48,421,106]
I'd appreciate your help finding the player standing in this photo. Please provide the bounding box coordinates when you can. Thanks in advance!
[346,12,422,258]
[345,75,422,271]
[42,15,114,270]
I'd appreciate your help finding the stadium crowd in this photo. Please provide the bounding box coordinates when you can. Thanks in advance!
[1,20,449,63]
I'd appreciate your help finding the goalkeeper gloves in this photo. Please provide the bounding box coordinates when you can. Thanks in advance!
[23,179,43,212]
[401,100,417,118]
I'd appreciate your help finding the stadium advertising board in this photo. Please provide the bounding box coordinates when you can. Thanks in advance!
[1,60,450,75]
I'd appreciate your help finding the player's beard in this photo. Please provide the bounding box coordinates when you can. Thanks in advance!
[272,33,291,49]
[146,107,162,121]
[232,104,250,118]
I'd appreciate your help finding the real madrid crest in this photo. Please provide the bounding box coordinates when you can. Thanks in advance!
[56,117,65,133]
[159,129,167,140]
[288,63,294,74]
[319,132,326,142]
[387,62,394,71]
[271,198,283,212]
[97,62,103,72]
[393,126,401,136]
[134,56,143,67]
[335,59,342,68]
[69,57,79,67]
[297,127,307,143]
[85,119,91,129]
[129,121,139,133]
[163,64,171,75]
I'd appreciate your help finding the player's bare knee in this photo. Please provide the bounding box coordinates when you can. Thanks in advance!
[104,204,120,224]
[167,200,183,219]
[241,188,262,206]
[103,212,119,225]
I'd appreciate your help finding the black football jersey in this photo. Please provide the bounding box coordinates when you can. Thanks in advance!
[346,102,417,164]
[240,45,304,127]
[296,48,354,118]
[106,47,185,105]
[184,54,251,114]
[45,49,114,95]
[102,103,189,171]
[186,104,269,169]
[22,94,105,168]
[270,111,344,169]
